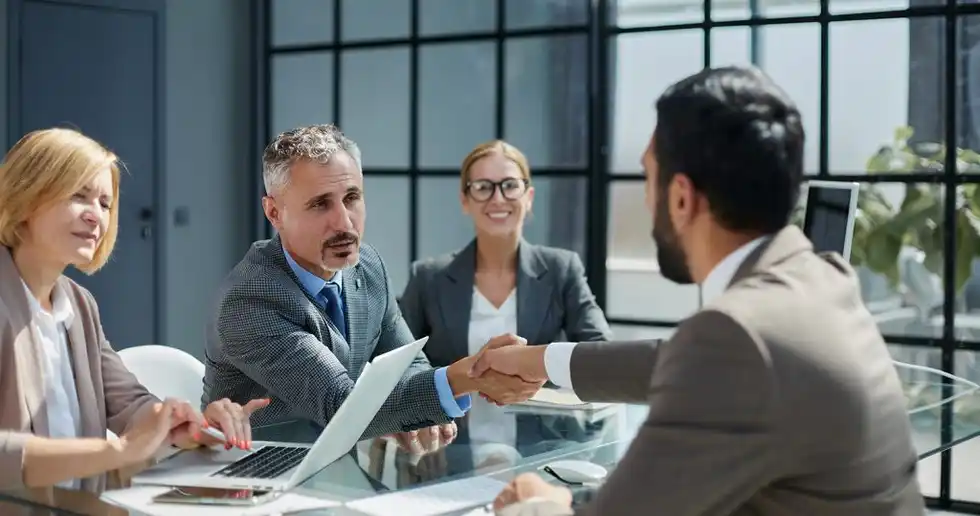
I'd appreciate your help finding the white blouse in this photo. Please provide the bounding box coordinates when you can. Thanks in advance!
[466,288,523,467]
[22,281,82,489]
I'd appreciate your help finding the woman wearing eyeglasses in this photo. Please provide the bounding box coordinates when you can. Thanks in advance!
[398,140,611,473]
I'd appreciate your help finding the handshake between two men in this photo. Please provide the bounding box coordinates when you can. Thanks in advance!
[388,334,550,455]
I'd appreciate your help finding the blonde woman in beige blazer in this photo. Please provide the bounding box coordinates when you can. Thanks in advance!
[0,128,269,493]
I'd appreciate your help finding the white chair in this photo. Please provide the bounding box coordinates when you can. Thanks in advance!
[117,345,206,407]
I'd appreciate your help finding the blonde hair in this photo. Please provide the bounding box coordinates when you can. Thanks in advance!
[459,140,531,192]
[0,128,121,274]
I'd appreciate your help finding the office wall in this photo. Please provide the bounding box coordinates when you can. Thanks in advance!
[164,0,253,357]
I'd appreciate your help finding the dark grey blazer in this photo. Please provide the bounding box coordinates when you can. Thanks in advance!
[399,239,612,367]
[202,235,451,437]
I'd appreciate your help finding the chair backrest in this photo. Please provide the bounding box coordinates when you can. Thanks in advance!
[117,345,206,406]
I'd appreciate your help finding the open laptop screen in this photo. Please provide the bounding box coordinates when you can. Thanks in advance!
[801,181,858,261]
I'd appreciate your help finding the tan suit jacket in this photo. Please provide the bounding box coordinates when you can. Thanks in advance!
[511,226,925,516]
[0,247,158,493]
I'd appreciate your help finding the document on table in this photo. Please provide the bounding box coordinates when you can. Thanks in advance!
[344,476,507,516]
[519,388,612,410]
[100,486,340,516]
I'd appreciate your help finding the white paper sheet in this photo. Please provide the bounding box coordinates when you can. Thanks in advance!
[100,486,340,516]
[344,476,506,516]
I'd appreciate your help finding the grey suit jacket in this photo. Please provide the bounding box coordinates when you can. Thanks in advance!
[511,226,925,516]
[202,236,451,437]
[399,240,611,367]
[0,247,158,492]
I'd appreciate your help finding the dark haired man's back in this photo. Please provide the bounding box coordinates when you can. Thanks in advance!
[504,227,925,516]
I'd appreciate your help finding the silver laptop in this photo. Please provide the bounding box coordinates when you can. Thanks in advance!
[132,336,429,491]
[801,180,859,261]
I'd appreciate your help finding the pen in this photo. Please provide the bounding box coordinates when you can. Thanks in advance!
[201,426,228,443]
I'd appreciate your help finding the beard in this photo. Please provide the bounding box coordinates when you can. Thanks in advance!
[652,194,694,285]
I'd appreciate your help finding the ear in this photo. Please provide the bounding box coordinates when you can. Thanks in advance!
[262,196,282,231]
[525,186,535,213]
[668,173,696,230]
[460,191,470,215]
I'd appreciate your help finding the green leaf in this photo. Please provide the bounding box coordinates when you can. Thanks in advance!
[955,208,980,294]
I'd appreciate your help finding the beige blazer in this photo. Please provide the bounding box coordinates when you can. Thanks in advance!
[0,247,158,493]
[510,226,925,516]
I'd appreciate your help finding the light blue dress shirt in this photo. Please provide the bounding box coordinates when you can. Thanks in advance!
[283,248,470,418]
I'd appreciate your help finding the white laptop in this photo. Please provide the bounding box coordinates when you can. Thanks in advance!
[132,336,429,491]
[801,180,859,261]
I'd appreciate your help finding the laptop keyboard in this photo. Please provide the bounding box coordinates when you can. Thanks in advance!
[210,445,310,479]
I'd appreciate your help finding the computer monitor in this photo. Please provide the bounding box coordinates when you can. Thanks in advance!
[801,180,859,261]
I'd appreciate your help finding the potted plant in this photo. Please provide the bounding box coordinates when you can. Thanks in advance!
[794,127,980,295]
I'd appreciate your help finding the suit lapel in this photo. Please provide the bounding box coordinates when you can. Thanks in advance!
[439,241,476,359]
[61,282,102,439]
[343,265,368,374]
[0,248,48,435]
[516,241,551,345]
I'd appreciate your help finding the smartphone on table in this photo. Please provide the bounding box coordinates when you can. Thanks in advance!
[151,486,282,506]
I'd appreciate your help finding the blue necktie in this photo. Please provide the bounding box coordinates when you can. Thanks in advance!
[320,283,347,341]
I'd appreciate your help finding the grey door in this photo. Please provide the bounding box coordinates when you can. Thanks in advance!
[11,0,165,349]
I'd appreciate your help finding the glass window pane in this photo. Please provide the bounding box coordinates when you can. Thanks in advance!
[711,24,821,174]
[418,42,496,169]
[846,182,944,339]
[953,349,980,502]
[505,36,589,168]
[606,180,701,321]
[505,0,588,30]
[888,344,940,498]
[271,0,333,47]
[611,0,703,27]
[417,177,587,261]
[341,48,410,169]
[419,0,496,36]
[610,31,703,175]
[712,0,818,20]
[364,176,411,294]
[271,53,334,137]
[341,0,409,42]
[956,15,980,165]
[829,18,946,174]
[830,0,939,15]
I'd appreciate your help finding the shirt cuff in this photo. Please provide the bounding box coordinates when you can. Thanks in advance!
[544,342,578,390]
[434,366,472,418]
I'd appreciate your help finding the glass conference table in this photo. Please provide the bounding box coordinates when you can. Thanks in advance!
[1,376,979,515]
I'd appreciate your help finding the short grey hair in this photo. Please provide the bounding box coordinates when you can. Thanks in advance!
[262,124,362,194]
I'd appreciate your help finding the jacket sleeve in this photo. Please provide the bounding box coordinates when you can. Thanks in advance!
[0,431,30,489]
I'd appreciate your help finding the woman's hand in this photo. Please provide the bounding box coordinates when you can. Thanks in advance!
[119,398,203,463]
[195,398,271,451]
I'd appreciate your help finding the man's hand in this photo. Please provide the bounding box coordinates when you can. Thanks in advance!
[493,473,573,511]
[389,422,457,456]
[473,370,544,405]
[469,345,549,384]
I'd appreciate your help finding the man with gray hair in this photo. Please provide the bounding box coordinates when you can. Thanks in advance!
[203,124,541,451]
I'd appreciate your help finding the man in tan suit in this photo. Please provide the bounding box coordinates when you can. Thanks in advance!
[471,66,925,515]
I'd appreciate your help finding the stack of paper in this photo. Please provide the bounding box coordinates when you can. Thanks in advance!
[345,476,506,516]
[518,389,612,410]
[100,486,340,516]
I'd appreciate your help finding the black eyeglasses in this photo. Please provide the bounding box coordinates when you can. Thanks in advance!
[465,178,529,202]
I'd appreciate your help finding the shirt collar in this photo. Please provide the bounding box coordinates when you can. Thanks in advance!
[282,245,342,298]
[21,280,75,328]
[700,236,769,304]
